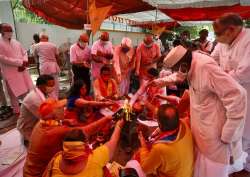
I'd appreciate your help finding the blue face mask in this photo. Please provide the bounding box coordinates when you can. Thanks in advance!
[121,47,130,53]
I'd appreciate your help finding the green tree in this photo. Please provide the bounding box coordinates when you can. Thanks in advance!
[11,0,49,24]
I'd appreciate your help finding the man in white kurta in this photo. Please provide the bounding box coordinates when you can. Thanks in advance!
[91,32,113,80]
[0,23,33,114]
[70,33,91,92]
[17,75,55,142]
[211,13,250,176]
[34,34,60,99]
[113,37,135,96]
[151,45,247,177]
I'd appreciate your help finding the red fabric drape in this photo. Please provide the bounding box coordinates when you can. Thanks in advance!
[161,4,250,21]
[22,0,153,29]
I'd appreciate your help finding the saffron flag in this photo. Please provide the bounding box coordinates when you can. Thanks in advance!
[152,24,166,36]
[89,0,112,35]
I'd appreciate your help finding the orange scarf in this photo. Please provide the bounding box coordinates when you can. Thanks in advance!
[98,78,116,97]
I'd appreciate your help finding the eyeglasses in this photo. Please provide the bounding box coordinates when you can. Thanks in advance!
[214,27,228,37]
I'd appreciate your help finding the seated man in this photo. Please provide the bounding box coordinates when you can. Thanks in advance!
[23,98,113,177]
[17,74,55,143]
[93,65,119,101]
[43,120,124,177]
[136,104,194,177]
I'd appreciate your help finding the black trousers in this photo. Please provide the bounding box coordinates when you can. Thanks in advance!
[72,64,91,94]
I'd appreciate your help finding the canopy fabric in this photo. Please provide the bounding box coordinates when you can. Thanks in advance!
[133,21,180,30]
[22,0,250,30]
[22,0,153,29]
[117,10,172,23]
[161,4,250,21]
[143,0,250,9]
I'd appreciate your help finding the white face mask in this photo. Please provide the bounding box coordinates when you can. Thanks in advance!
[144,43,153,48]
[3,32,13,40]
[100,40,108,46]
[79,41,87,48]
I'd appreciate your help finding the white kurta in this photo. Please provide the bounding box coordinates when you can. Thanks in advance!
[189,52,246,165]
[0,37,34,97]
[91,40,113,79]
[0,37,34,113]
[17,88,46,141]
[211,28,250,139]
[34,42,60,99]
[211,28,250,172]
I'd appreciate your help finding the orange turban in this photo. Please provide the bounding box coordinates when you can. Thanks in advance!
[39,98,66,119]
[79,33,89,42]
[100,32,109,41]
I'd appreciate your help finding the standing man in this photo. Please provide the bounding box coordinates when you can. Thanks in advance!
[113,37,135,96]
[194,29,213,53]
[151,45,247,177]
[135,34,161,83]
[211,13,250,176]
[34,33,60,99]
[0,23,33,115]
[91,32,114,80]
[17,75,55,143]
[70,33,91,92]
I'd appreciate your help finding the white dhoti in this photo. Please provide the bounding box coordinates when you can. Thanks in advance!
[48,73,59,99]
[194,150,229,177]
[119,74,130,96]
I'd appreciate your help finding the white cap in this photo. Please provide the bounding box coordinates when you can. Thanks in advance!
[121,37,132,48]
[164,45,187,68]
[125,160,146,177]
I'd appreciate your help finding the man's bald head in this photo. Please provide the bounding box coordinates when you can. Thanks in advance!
[213,13,243,44]
[39,32,49,41]
[157,104,179,132]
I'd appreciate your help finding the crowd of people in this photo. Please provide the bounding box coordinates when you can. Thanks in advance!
[0,12,249,177]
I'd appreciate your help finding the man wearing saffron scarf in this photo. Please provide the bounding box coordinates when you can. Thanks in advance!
[135,34,161,83]
[93,65,119,101]
[43,119,124,177]
[70,33,91,91]
[136,104,194,177]
[23,98,113,177]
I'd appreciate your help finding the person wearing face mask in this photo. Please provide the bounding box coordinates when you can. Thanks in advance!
[33,33,60,99]
[135,34,161,84]
[70,33,91,91]
[113,37,135,96]
[211,13,250,177]
[64,79,114,124]
[23,98,114,177]
[0,23,34,115]
[150,45,247,177]
[17,75,55,144]
[93,65,119,101]
[91,32,114,80]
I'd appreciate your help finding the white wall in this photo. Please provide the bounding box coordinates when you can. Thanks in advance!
[0,0,16,38]
[15,22,146,50]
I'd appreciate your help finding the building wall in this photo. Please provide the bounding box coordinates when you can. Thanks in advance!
[15,22,146,50]
[0,0,16,38]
